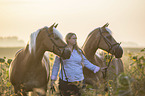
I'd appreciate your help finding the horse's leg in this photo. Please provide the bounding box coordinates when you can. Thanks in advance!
[14,85,23,96]
[117,58,124,73]
[14,85,28,96]
[20,89,27,96]
[106,59,124,94]
[14,85,21,96]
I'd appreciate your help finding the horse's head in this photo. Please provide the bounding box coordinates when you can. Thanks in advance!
[30,23,71,59]
[87,23,123,58]
[97,23,123,58]
[42,23,71,59]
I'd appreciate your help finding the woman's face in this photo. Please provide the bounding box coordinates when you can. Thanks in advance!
[68,35,77,46]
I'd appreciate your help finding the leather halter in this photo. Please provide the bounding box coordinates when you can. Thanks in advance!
[98,27,121,78]
[98,27,121,54]
[46,28,67,57]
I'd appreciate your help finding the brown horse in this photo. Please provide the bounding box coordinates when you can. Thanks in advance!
[9,23,71,96]
[82,23,123,90]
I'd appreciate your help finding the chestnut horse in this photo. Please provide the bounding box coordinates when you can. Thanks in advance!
[9,24,71,96]
[82,23,123,90]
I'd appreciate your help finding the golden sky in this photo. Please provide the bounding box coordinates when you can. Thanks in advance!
[0,0,145,47]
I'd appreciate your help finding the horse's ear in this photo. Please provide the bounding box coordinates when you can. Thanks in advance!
[49,23,55,31]
[102,23,109,28]
[54,23,58,28]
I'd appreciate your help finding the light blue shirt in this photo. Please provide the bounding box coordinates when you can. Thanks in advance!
[51,49,100,82]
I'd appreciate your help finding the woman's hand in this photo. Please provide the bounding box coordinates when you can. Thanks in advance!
[100,67,107,73]
[50,80,56,93]
[51,80,55,87]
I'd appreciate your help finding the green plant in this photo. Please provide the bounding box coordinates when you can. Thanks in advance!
[123,48,145,95]
[0,57,14,95]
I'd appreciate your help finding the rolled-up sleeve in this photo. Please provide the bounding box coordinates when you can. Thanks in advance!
[51,56,60,80]
[83,54,100,73]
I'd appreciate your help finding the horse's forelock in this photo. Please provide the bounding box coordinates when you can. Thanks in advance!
[53,27,63,40]
[29,29,40,54]
[105,27,112,35]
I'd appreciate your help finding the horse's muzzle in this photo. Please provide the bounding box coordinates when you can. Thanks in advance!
[61,48,71,59]
[113,45,123,58]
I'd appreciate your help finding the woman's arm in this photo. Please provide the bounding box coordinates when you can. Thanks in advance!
[83,54,100,72]
[51,56,61,80]
[83,54,107,73]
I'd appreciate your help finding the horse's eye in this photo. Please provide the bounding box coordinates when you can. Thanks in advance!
[106,35,111,39]
[54,37,59,40]
[53,34,59,40]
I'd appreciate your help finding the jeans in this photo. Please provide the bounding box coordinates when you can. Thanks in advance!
[59,78,82,96]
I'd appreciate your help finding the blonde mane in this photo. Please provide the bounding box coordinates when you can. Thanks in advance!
[105,27,112,35]
[53,27,63,40]
[29,27,63,54]
[29,29,40,54]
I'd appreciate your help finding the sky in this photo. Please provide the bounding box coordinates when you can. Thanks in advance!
[0,0,145,47]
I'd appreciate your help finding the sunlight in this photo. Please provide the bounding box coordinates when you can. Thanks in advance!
[0,0,145,47]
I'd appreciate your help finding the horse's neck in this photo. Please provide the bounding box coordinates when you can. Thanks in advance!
[82,32,99,60]
[34,45,45,62]
[82,31,105,66]
[26,44,45,63]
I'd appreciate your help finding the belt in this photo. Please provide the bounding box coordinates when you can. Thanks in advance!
[59,78,83,86]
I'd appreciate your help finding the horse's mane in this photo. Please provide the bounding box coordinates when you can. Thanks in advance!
[82,28,98,48]
[53,27,63,40]
[87,27,112,39]
[87,27,99,39]
[87,31,93,38]
[29,27,63,54]
[82,27,112,49]
[29,29,40,54]
[105,27,112,35]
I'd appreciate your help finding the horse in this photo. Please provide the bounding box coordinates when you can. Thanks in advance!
[9,23,71,96]
[81,23,124,91]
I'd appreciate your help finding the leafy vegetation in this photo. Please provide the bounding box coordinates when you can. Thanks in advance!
[0,48,145,95]
[0,57,14,96]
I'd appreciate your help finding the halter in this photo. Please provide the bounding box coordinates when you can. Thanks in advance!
[97,27,121,79]
[46,28,67,57]
[98,27,121,54]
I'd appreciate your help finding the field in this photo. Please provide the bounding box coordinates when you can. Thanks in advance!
[0,47,23,59]
[0,47,145,96]
[0,47,142,59]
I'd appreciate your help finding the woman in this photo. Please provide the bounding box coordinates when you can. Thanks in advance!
[51,32,106,96]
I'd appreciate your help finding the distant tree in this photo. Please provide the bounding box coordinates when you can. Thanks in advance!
[0,36,25,47]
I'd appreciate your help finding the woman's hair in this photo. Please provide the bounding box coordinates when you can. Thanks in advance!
[65,33,82,57]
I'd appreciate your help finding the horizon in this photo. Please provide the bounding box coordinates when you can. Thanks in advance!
[0,36,144,48]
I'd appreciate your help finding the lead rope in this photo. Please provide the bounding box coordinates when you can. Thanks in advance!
[103,54,114,79]
[103,42,121,78]
[60,58,68,82]
[101,53,113,92]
